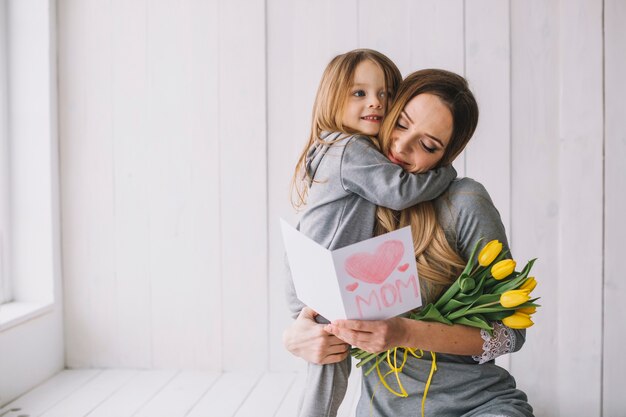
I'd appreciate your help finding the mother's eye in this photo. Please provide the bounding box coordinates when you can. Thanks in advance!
[396,122,407,130]
[421,141,436,153]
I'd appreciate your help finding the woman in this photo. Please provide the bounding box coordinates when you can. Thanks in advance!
[284,69,534,417]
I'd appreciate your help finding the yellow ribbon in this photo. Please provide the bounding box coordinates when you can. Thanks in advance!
[369,348,437,417]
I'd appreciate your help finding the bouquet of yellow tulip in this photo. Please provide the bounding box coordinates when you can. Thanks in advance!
[351,238,540,376]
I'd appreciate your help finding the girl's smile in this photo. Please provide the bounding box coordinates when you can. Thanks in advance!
[361,114,383,122]
[341,60,388,136]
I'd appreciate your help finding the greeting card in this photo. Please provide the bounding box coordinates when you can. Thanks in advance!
[281,220,422,320]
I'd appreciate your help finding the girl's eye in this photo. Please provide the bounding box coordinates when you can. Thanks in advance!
[378,91,387,99]
[352,90,366,97]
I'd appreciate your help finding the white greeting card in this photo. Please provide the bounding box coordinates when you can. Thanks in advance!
[280,219,422,320]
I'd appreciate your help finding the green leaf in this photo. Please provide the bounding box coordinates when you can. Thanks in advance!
[465,306,511,315]
[459,276,476,293]
[439,298,469,315]
[456,290,489,305]
[413,304,453,325]
[434,277,462,310]
[483,310,516,320]
[454,315,494,333]
[469,293,501,307]
[462,238,484,276]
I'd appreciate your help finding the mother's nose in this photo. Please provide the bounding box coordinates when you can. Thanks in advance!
[393,136,409,154]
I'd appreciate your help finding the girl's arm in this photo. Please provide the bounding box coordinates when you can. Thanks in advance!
[328,178,525,357]
[340,136,456,210]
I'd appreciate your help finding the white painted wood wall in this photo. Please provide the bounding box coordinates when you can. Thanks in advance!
[56,0,625,415]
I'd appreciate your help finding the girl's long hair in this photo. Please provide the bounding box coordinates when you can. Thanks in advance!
[375,69,479,303]
[290,49,402,209]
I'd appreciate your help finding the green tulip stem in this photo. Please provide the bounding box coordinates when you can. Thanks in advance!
[355,351,383,369]
[446,301,501,321]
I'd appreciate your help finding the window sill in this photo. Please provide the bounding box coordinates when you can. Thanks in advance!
[0,301,54,332]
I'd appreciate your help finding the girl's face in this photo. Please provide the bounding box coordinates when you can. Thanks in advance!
[387,93,453,173]
[341,60,387,136]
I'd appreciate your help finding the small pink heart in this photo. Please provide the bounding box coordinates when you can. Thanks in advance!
[398,263,409,272]
[345,240,404,285]
[345,282,359,292]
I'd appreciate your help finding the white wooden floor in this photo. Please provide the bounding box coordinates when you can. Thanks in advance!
[0,370,361,417]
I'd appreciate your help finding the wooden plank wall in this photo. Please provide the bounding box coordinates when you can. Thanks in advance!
[557,0,604,415]
[57,0,625,414]
[510,1,560,415]
[603,1,626,416]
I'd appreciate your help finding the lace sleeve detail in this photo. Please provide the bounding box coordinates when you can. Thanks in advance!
[472,321,516,364]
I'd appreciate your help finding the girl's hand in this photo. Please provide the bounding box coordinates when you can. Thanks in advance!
[282,307,350,365]
[325,317,410,353]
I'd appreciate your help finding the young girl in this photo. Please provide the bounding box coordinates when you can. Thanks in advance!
[287,49,458,417]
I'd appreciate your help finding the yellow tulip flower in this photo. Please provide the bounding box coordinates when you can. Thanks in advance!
[500,289,531,308]
[491,259,516,280]
[520,277,537,292]
[502,312,534,329]
[478,240,503,267]
[517,306,536,315]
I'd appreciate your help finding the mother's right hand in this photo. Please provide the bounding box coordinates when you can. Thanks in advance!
[282,307,350,365]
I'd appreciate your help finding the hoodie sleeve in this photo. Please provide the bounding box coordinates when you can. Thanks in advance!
[340,136,456,210]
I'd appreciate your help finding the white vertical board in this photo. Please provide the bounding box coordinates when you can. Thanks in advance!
[59,0,117,367]
[603,0,626,414]
[510,1,560,413]
[407,0,466,176]
[267,0,299,372]
[464,0,511,234]
[0,0,9,305]
[558,0,603,415]
[464,0,511,373]
[358,0,410,73]
[407,0,464,74]
[60,0,221,370]
[110,0,151,369]
[145,0,220,370]
[219,0,268,371]
[267,0,359,371]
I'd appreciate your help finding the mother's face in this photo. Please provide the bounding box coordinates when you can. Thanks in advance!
[386,93,453,173]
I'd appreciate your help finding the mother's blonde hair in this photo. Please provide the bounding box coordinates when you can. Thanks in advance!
[375,69,479,303]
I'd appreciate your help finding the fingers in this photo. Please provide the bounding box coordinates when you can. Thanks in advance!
[299,306,319,320]
[316,344,350,365]
[325,324,362,347]
[325,320,396,353]
[330,319,377,333]
[319,351,350,364]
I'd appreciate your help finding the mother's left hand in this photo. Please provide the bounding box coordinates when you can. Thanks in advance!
[325,317,411,353]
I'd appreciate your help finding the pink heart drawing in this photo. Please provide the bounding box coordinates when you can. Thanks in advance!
[345,240,404,285]
[398,263,409,272]
[345,282,359,292]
